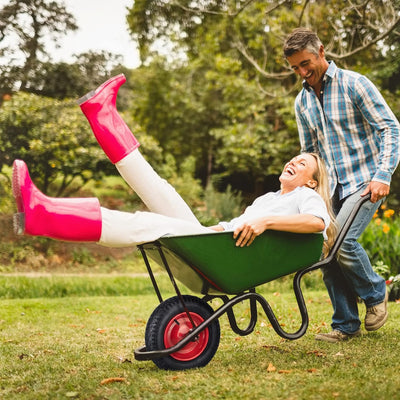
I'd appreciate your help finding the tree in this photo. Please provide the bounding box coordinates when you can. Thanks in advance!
[127,1,400,91]
[128,54,297,191]
[0,92,110,196]
[23,51,129,100]
[0,0,77,100]
[126,0,400,198]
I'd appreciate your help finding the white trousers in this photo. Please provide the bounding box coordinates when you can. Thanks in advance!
[98,150,212,247]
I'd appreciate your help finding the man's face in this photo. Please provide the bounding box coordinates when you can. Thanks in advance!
[286,47,328,89]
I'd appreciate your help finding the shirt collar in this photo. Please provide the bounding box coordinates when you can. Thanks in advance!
[302,60,337,92]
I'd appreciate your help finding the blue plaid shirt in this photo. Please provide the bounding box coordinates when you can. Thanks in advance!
[295,61,400,200]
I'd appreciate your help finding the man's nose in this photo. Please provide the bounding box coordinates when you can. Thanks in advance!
[298,67,308,77]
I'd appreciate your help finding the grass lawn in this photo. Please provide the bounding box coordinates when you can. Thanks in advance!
[1,274,400,400]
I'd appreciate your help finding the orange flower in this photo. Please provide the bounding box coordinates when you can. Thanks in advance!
[382,223,390,234]
[383,209,395,219]
[381,204,387,210]
[372,210,379,219]
[375,218,382,226]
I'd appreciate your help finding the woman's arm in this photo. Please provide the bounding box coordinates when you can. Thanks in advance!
[208,225,225,232]
[233,214,325,247]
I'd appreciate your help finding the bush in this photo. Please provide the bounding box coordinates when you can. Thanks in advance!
[0,165,13,213]
[195,181,244,226]
[360,205,400,276]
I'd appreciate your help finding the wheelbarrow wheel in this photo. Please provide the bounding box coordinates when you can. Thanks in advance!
[145,295,220,370]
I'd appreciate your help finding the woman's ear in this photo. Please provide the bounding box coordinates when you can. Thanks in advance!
[306,180,318,189]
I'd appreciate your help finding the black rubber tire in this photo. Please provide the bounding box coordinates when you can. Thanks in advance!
[145,295,220,370]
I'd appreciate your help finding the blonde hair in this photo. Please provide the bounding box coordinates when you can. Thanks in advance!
[308,153,338,256]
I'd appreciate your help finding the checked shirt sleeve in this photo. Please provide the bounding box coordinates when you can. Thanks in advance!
[352,75,400,185]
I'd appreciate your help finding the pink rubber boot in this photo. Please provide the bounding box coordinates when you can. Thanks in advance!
[77,74,140,164]
[12,160,102,242]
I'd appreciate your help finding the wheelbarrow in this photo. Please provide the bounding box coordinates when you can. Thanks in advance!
[134,194,371,370]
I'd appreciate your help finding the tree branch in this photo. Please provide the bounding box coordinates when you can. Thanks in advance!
[170,0,258,17]
[234,40,292,79]
[325,14,400,60]
[298,0,310,26]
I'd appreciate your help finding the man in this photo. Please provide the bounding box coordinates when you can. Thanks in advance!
[283,27,400,342]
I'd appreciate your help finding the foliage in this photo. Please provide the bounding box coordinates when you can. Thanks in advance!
[372,261,391,280]
[197,181,244,226]
[126,0,400,199]
[23,51,129,100]
[127,1,400,90]
[0,0,78,97]
[0,91,111,195]
[128,54,299,192]
[0,0,130,102]
[2,0,400,202]
[0,165,13,213]
[360,204,400,276]
[0,81,143,197]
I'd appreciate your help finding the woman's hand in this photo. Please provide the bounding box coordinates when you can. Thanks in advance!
[209,225,225,232]
[233,219,267,247]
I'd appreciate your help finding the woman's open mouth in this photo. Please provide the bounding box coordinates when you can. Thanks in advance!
[284,166,296,176]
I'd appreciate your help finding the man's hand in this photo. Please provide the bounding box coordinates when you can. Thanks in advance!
[361,181,390,203]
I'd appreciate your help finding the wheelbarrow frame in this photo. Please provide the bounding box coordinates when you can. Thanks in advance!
[134,194,371,365]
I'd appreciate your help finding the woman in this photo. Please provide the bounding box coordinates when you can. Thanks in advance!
[12,75,335,251]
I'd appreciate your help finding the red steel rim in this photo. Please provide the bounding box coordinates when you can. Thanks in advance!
[163,312,209,361]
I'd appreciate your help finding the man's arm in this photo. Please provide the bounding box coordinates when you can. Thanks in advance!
[355,76,400,197]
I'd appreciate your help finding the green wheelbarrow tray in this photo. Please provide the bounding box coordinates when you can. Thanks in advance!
[135,194,371,370]
[142,230,324,294]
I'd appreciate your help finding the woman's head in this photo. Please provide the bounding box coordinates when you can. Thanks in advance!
[279,153,319,193]
[280,152,337,255]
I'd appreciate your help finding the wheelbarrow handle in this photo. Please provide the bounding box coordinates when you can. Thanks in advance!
[326,192,372,263]
[301,192,372,273]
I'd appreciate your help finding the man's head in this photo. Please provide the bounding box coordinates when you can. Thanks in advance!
[283,28,329,90]
[283,28,323,58]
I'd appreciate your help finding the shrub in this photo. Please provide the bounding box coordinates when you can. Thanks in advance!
[360,205,400,276]
[195,181,244,226]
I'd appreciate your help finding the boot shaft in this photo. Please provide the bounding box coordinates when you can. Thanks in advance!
[78,74,140,164]
[13,160,102,242]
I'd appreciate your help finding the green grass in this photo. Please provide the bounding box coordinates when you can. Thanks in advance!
[1,274,400,399]
[0,274,162,299]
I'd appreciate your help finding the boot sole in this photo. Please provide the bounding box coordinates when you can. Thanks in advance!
[12,161,23,212]
[365,312,388,331]
[365,291,389,331]
[315,334,345,343]
[315,330,362,343]
[76,89,96,105]
[12,160,26,235]
[13,213,25,235]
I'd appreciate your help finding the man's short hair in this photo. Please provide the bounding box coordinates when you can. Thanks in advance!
[283,28,323,58]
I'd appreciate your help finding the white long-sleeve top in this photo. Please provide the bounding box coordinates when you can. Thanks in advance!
[219,186,330,239]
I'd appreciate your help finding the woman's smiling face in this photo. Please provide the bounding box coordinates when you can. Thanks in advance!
[279,154,318,193]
